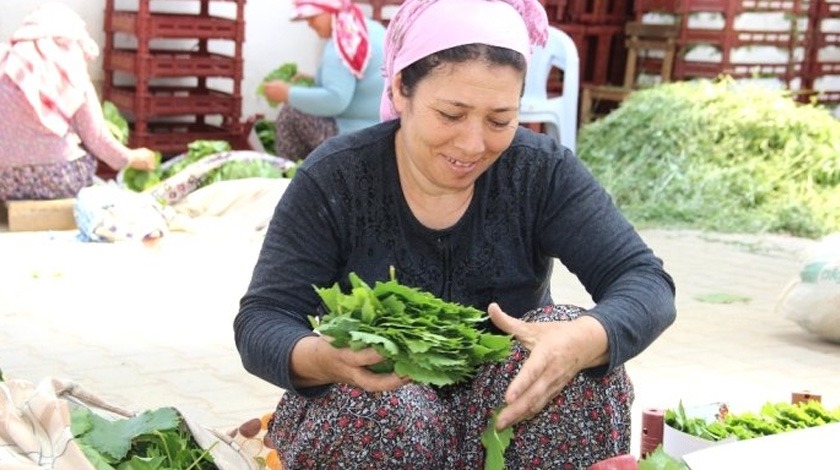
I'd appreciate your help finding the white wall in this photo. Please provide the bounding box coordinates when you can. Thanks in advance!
[0,0,322,120]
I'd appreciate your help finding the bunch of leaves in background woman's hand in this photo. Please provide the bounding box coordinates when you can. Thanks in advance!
[257,62,315,107]
[122,151,163,192]
[310,269,512,386]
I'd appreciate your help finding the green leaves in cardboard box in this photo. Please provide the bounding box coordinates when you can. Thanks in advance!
[310,270,512,386]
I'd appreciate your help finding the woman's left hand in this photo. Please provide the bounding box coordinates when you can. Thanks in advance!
[488,302,610,430]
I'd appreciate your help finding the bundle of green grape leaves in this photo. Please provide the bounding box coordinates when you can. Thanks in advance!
[310,270,514,469]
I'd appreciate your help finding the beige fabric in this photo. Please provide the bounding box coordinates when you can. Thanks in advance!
[171,177,291,233]
[0,378,96,469]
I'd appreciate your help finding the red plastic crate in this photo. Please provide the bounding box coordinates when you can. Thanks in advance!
[818,0,840,15]
[106,49,242,78]
[677,0,809,13]
[541,0,571,22]
[567,0,631,24]
[106,12,244,41]
[633,0,679,15]
[109,86,241,117]
[129,120,252,155]
[557,23,624,85]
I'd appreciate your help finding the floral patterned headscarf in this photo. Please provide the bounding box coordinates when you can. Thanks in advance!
[291,0,371,79]
[0,2,99,136]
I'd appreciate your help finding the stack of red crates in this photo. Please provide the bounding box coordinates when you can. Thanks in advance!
[551,0,634,87]
[802,0,840,106]
[102,0,250,158]
[668,0,811,86]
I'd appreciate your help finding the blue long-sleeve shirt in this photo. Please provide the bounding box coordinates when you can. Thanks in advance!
[287,18,386,133]
[235,120,677,395]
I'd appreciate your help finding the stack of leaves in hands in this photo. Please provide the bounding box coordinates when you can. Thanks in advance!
[310,271,512,387]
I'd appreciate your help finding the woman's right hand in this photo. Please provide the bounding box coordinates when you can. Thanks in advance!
[127,147,157,171]
[290,335,409,392]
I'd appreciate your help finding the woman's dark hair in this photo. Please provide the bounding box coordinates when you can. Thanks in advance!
[399,43,527,99]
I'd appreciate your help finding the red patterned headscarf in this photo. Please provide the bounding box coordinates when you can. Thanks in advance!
[291,0,371,79]
[0,2,99,136]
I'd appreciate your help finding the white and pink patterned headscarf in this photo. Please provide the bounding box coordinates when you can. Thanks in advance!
[291,0,371,79]
[379,0,548,121]
[0,2,99,137]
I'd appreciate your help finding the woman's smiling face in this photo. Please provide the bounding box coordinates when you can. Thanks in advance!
[392,59,523,193]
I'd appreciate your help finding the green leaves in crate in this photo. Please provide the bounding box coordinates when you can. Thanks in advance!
[310,269,512,386]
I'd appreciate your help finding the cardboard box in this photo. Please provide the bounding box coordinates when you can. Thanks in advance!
[4,199,77,232]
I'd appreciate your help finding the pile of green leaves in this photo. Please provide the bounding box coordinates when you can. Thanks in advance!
[311,270,512,387]
[257,62,315,108]
[70,405,216,470]
[665,399,840,442]
[122,140,231,192]
[253,118,276,154]
[199,159,285,188]
[103,101,130,145]
[577,77,840,239]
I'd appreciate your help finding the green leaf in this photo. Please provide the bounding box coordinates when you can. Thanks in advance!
[481,408,512,470]
[348,331,399,355]
[77,408,180,461]
[103,101,129,144]
[639,445,688,470]
[693,292,751,304]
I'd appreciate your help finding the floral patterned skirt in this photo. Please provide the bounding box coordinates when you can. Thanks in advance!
[273,105,338,161]
[269,304,634,469]
[0,154,96,201]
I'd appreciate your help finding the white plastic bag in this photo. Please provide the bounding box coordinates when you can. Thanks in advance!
[73,185,170,243]
[776,233,840,343]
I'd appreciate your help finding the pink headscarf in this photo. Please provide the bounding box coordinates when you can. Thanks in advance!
[379,0,548,121]
[291,0,371,79]
[0,2,99,137]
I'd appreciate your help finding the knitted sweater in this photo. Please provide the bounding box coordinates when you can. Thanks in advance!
[235,120,676,395]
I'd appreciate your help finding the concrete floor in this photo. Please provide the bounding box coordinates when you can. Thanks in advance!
[1,224,838,460]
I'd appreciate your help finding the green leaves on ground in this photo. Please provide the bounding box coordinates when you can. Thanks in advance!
[311,270,512,386]
[693,292,751,304]
[254,118,276,154]
[577,77,840,238]
[70,405,215,469]
[480,408,512,470]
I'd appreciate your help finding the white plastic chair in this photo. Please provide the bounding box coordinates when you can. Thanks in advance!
[519,26,580,153]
